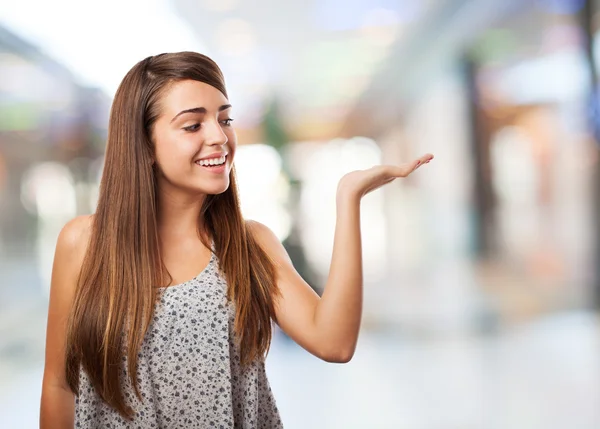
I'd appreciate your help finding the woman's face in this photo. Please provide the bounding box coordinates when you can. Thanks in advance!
[152,79,237,196]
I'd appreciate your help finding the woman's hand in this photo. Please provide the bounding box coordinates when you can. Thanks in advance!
[337,153,434,200]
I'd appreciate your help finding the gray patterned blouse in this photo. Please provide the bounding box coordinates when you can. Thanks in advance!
[74,251,283,428]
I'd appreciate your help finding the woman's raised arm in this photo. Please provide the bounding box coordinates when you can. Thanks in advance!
[249,153,434,363]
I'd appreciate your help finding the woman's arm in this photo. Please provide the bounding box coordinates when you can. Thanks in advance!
[247,196,360,363]
[40,215,92,428]
[250,153,434,363]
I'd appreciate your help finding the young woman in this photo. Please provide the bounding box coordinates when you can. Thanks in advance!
[40,51,433,428]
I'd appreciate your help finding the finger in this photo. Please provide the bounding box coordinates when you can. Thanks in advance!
[389,156,432,177]
[379,154,434,178]
[414,153,434,170]
[420,153,434,164]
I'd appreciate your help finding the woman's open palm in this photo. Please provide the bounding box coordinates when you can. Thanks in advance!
[338,153,434,199]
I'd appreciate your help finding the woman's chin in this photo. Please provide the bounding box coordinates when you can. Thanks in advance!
[196,181,230,196]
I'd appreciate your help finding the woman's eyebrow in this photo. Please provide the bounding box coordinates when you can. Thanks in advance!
[170,104,232,123]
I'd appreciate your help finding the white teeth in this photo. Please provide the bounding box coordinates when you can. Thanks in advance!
[196,155,226,166]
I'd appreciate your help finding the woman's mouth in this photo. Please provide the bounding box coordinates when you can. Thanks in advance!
[195,154,227,174]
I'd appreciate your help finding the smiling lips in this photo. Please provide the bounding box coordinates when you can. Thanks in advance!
[195,154,226,167]
[195,154,227,173]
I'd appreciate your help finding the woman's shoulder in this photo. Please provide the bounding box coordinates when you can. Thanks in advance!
[55,215,95,276]
[245,219,289,265]
[47,215,94,325]
[245,219,277,245]
[58,214,94,253]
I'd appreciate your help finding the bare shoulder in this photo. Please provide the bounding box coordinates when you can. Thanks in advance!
[245,219,291,265]
[246,219,276,241]
[53,214,94,290]
[245,219,277,243]
[47,214,94,329]
[58,214,93,252]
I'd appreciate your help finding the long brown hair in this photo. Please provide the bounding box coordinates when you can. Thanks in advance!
[64,52,280,420]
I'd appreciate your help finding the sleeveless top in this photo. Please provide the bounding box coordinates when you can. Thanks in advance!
[74,251,284,428]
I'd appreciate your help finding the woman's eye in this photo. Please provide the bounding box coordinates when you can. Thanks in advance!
[183,123,200,132]
[221,118,234,127]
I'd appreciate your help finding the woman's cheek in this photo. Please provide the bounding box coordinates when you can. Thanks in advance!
[227,137,237,163]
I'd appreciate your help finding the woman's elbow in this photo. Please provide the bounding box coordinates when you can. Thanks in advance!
[319,346,355,363]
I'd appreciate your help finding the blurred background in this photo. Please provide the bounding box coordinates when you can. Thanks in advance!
[1,0,600,427]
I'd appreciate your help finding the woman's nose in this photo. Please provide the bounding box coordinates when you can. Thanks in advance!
[205,121,228,146]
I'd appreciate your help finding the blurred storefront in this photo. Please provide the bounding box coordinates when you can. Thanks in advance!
[340,0,598,332]
[0,26,110,308]
[466,1,595,323]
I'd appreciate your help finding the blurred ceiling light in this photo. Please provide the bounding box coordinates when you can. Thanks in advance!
[235,143,282,187]
[300,137,386,279]
[343,136,382,167]
[0,0,205,95]
[20,162,76,218]
[499,49,587,103]
[202,0,237,12]
[301,137,381,195]
[216,18,257,57]
[234,144,290,241]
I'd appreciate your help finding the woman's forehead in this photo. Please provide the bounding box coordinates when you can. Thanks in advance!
[161,80,229,114]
